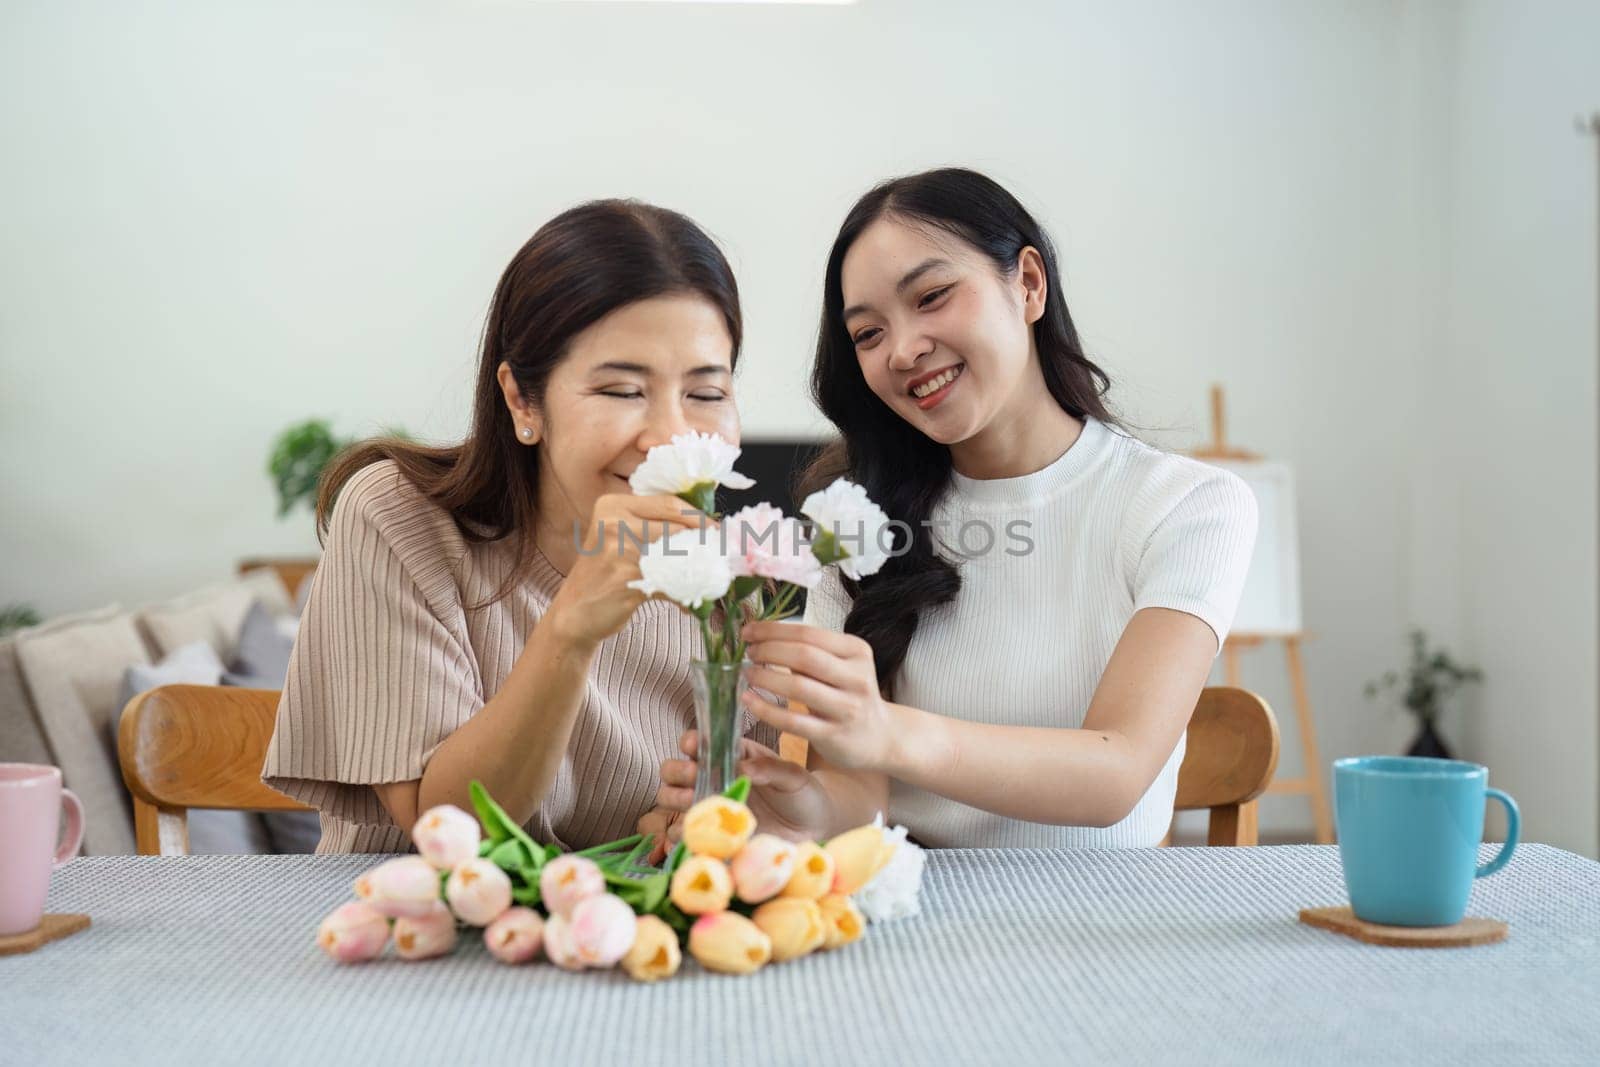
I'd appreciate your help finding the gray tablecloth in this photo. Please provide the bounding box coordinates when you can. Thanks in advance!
[4,844,1597,1065]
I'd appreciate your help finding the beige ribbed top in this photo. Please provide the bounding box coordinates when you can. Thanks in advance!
[262,460,776,854]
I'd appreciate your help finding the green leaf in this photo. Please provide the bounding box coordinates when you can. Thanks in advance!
[0,604,42,637]
[574,833,645,859]
[635,872,670,915]
[267,418,346,519]
[678,483,717,517]
[725,776,752,805]
[468,780,544,871]
[486,837,539,872]
[469,780,512,846]
[730,576,764,602]
[660,901,692,940]
[810,527,843,566]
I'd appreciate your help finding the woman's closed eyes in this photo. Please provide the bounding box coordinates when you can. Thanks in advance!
[597,389,728,402]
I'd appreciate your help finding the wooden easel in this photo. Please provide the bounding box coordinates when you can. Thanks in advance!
[1190,386,1333,844]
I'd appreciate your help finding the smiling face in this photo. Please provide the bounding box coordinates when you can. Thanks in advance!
[839,217,1049,449]
[499,293,740,534]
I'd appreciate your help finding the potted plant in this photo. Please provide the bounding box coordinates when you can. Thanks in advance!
[252,420,414,596]
[268,418,351,518]
[0,604,41,637]
[1364,629,1483,759]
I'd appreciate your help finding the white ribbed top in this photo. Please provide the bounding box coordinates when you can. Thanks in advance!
[262,461,775,854]
[804,416,1258,847]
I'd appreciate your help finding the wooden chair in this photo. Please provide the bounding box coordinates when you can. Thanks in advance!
[236,557,318,601]
[118,685,314,856]
[1173,686,1280,846]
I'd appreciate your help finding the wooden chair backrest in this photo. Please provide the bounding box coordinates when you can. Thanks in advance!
[236,558,317,600]
[117,685,313,856]
[1174,686,1281,846]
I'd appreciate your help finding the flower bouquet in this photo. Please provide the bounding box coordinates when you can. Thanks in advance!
[624,432,892,800]
[317,777,924,978]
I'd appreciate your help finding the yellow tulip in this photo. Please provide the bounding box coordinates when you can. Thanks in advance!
[689,912,772,975]
[682,795,757,859]
[824,824,896,895]
[621,915,682,982]
[819,894,864,950]
[669,855,734,915]
[780,841,836,901]
[752,897,826,962]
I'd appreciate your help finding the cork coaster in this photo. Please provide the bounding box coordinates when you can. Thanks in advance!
[1299,906,1507,948]
[0,913,91,956]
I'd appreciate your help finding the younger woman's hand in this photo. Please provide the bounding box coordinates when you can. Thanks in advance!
[651,729,834,859]
[737,622,900,773]
[545,493,703,649]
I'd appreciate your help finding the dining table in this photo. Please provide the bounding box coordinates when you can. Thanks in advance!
[4,843,1597,1065]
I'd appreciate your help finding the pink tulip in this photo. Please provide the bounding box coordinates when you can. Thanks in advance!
[542,913,586,971]
[539,854,605,919]
[316,900,390,964]
[393,900,457,960]
[412,804,481,870]
[730,834,797,905]
[445,858,513,926]
[483,906,544,965]
[353,856,442,919]
[568,893,637,969]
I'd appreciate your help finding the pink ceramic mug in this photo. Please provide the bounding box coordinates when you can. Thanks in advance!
[0,764,86,936]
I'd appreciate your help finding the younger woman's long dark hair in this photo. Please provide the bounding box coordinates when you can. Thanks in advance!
[318,199,743,608]
[798,168,1118,697]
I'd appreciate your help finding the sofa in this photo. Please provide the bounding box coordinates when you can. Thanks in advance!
[0,566,322,855]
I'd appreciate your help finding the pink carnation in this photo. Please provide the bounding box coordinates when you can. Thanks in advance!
[723,504,821,589]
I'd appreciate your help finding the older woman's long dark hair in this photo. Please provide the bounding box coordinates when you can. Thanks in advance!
[798,168,1117,697]
[319,199,743,607]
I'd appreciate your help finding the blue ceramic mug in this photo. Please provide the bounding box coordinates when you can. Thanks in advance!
[1332,756,1519,927]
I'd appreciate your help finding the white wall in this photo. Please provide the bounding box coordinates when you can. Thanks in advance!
[1405,0,1600,856]
[2,1,1593,850]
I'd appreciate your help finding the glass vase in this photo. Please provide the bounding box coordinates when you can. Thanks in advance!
[690,659,749,803]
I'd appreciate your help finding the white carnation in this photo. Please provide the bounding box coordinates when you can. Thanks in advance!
[628,431,755,497]
[626,525,732,610]
[801,478,892,579]
[854,815,924,923]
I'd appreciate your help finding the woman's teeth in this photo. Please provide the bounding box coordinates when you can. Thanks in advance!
[912,365,963,398]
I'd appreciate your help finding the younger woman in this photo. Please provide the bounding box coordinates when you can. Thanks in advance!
[656,169,1257,847]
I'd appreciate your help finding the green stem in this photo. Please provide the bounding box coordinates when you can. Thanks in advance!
[574,833,645,859]
[722,590,740,665]
[699,614,720,662]
[763,582,800,621]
